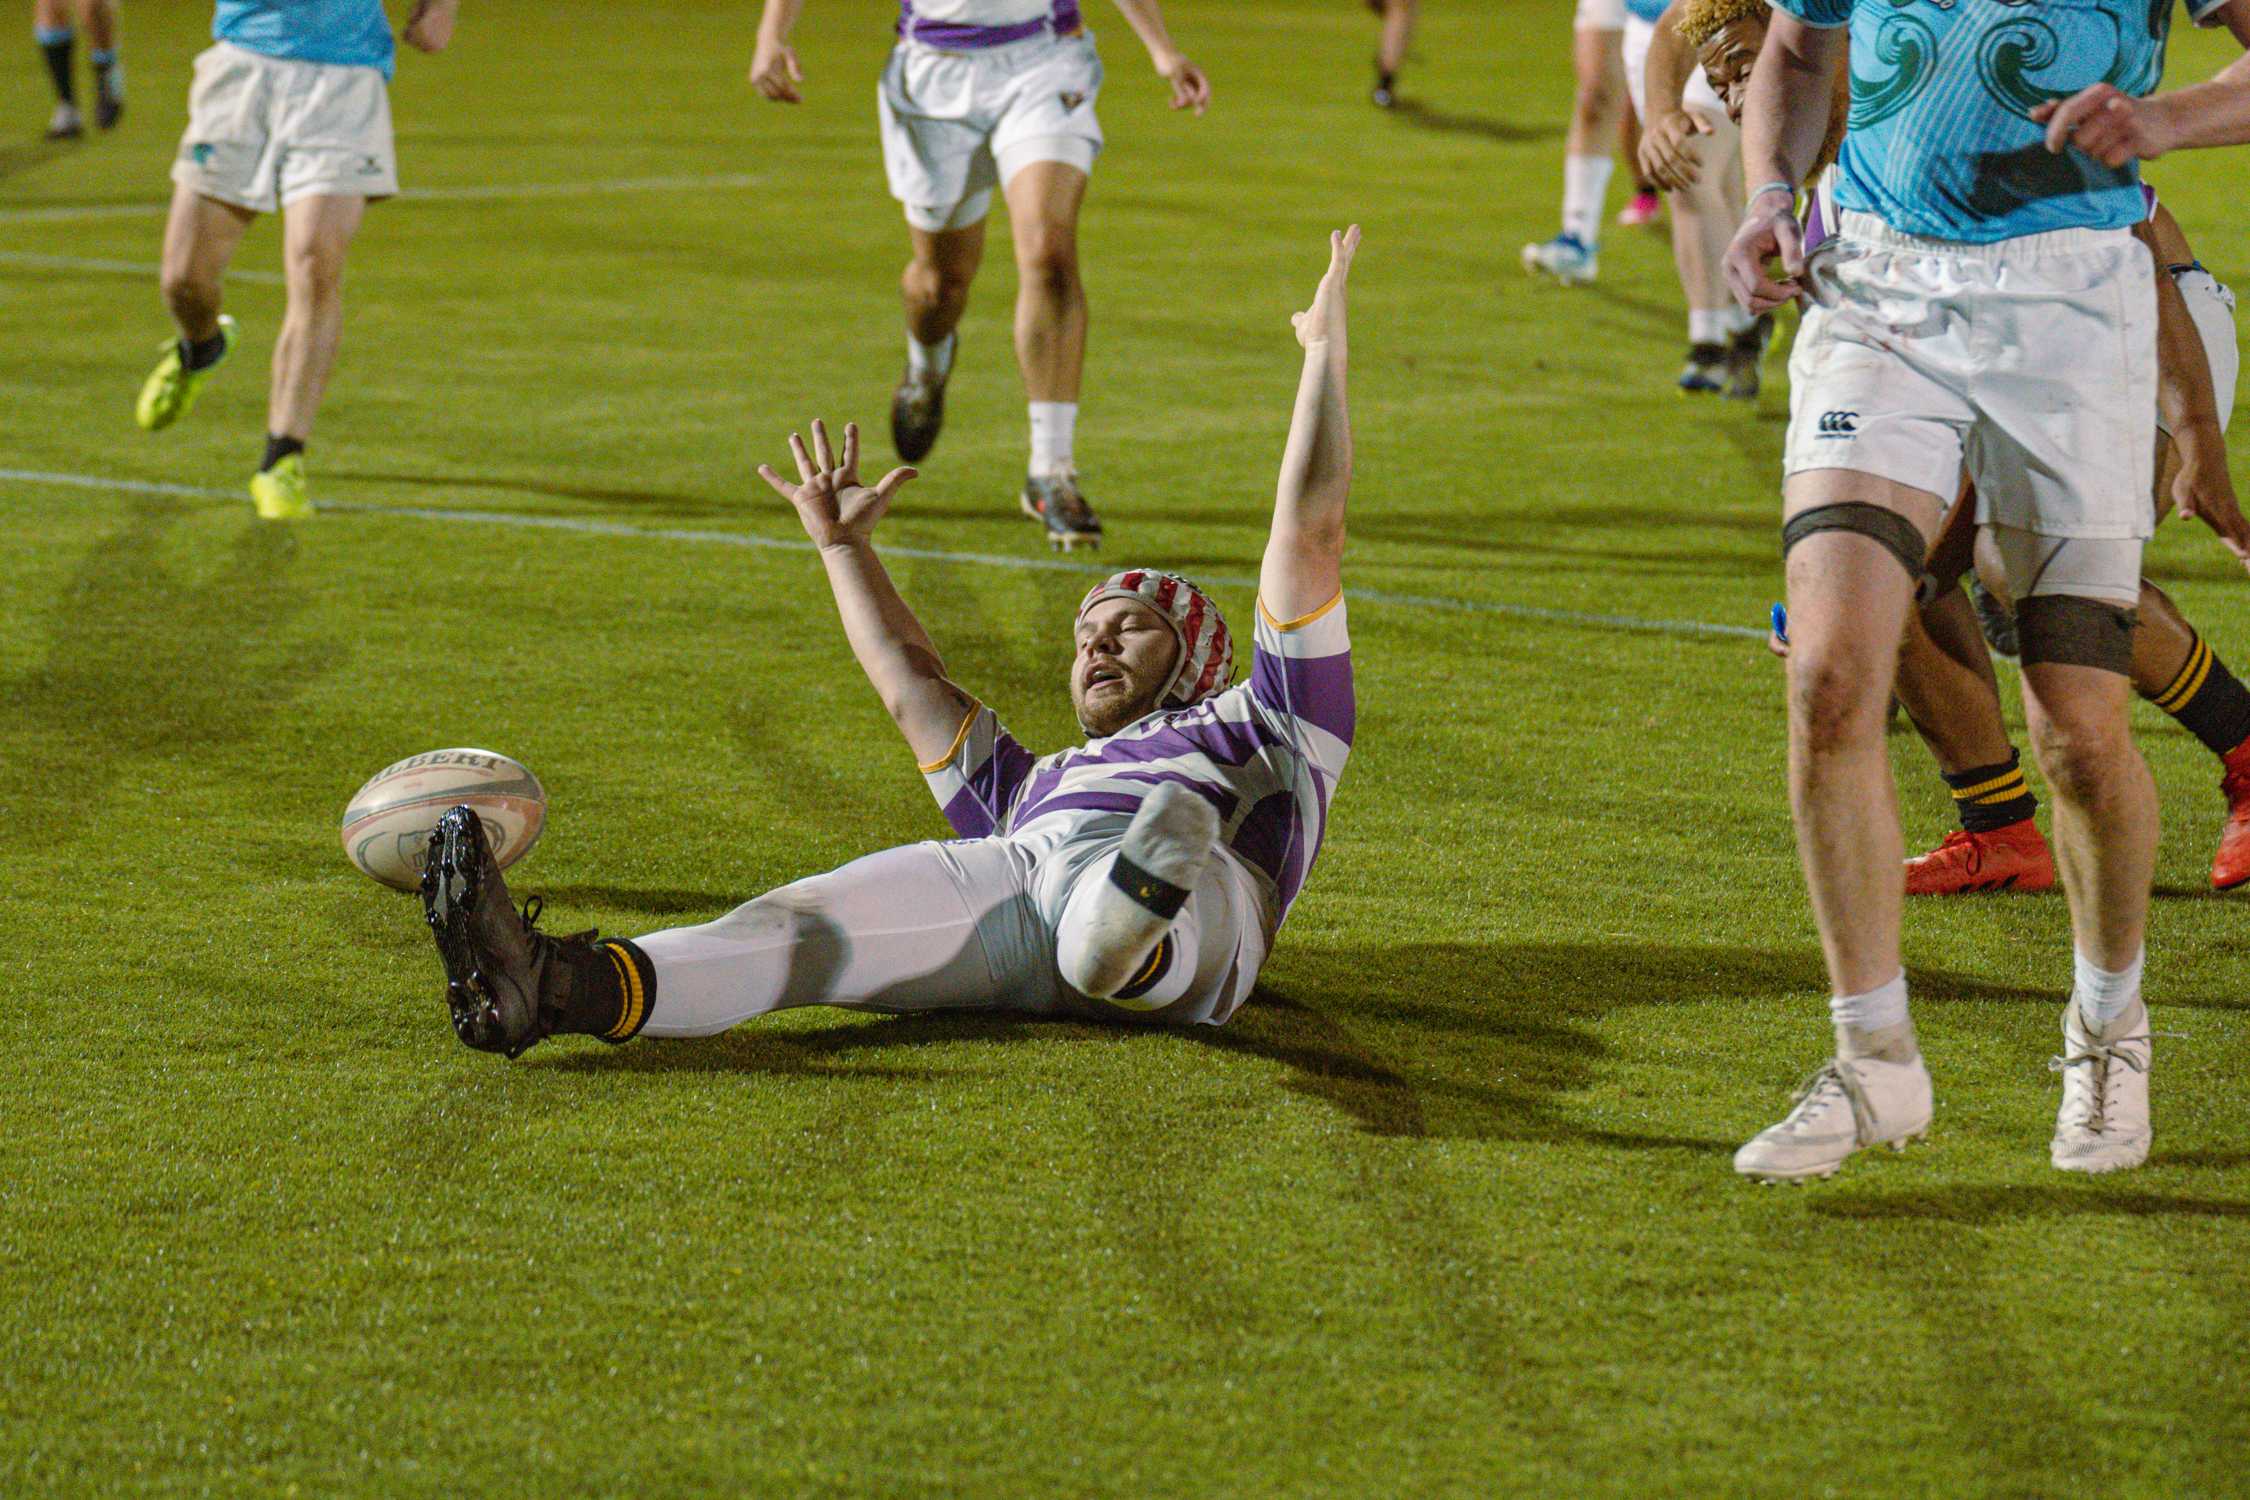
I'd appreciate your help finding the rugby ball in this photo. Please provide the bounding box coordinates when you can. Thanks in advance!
[341,748,546,892]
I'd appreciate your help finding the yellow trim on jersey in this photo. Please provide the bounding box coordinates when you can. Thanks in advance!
[1256,591,1344,633]
[917,703,982,775]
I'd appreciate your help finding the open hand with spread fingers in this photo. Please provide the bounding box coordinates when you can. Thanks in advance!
[1293,225,1362,350]
[758,419,917,551]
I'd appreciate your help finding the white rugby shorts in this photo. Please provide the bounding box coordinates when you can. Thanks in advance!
[877,30,1104,232]
[1622,14,1728,125]
[2161,265,2238,438]
[170,41,397,213]
[1576,0,1627,29]
[1786,211,2159,555]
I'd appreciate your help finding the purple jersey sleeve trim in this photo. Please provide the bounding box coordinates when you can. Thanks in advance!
[1249,648,1355,746]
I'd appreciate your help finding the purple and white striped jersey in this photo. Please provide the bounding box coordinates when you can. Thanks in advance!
[921,594,1355,934]
[898,0,1083,49]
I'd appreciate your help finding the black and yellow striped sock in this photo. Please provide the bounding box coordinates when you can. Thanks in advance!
[2146,634,2250,758]
[552,938,657,1044]
[1945,750,2038,834]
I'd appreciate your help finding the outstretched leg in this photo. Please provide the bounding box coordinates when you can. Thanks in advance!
[137,186,253,432]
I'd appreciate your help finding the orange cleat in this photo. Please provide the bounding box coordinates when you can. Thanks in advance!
[1905,818,2056,895]
[2213,739,2250,891]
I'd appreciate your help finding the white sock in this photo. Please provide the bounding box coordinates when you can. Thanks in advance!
[1688,308,1730,345]
[2073,947,2145,1032]
[907,331,955,380]
[1560,154,1614,247]
[1830,970,1914,1061]
[1722,305,1757,338]
[1029,400,1077,478]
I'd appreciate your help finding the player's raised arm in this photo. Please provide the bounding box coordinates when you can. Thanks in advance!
[1261,227,1360,624]
[756,420,978,762]
[1724,12,1846,312]
[1108,0,1211,114]
[749,0,808,103]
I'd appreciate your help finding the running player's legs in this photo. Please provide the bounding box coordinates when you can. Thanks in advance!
[633,839,1064,1037]
[1524,15,1624,279]
[270,193,366,444]
[1000,160,1087,409]
[159,183,255,345]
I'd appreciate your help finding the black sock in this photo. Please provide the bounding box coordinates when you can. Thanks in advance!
[40,34,74,105]
[182,329,230,371]
[2148,634,2250,758]
[259,434,305,473]
[1945,750,2038,834]
[549,937,657,1043]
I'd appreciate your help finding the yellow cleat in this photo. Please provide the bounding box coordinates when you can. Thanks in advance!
[249,453,312,521]
[135,314,238,431]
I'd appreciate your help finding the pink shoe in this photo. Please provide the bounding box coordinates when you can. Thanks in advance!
[1618,189,1662,227]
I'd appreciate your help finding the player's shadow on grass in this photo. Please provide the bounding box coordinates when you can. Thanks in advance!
[1383,99,1559,144]
[1811,1185,2250,1222]
[540,1010,1106,1083]
[0,137,76,181]
[0,497,343,849]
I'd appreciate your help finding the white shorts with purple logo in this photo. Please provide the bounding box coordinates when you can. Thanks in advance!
[877,28,1105,232]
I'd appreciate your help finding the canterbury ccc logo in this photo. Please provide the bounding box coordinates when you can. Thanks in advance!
[1817,410,1860,437]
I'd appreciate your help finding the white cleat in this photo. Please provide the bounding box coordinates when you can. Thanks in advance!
[1520,232,1599,286]
[2050,999,2153,1174]
[1734,1053,1933,1183]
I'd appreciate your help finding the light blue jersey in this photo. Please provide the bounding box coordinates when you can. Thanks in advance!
[1625,0,1671,25]
[1771,0,2232,242]
[215,0,394,81]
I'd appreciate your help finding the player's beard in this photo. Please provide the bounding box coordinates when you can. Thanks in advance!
[1071,671,1169,737]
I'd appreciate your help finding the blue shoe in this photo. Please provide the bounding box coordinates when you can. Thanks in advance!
[1521,232,1598,286]
[1677,342,1726,394]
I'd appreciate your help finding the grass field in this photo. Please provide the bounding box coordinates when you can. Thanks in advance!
[6,1,2250,1493]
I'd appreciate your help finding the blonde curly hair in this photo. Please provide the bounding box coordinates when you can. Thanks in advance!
[1672,0,1769,48]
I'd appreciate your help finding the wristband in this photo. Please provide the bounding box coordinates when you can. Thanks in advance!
[1749,180,1797,206]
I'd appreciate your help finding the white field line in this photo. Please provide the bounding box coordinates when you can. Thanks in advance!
[0,250,285,284]
[0,467,1766,642]
[0,172,767,226]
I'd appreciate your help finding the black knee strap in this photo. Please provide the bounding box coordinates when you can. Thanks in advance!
[2017,595,2137,675]
[1109,852,1190,920]
[1782,503,1937,603]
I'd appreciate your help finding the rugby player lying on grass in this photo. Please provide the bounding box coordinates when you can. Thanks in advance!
[1690,0,2250,896]
[414,228,1360,1057]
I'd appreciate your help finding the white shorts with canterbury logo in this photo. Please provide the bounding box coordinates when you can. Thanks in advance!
[877,30,1104,231]
[1786,211,2159,543]
[171,41,397,213]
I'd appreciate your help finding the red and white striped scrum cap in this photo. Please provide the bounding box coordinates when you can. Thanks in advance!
[1076,569,1235,708]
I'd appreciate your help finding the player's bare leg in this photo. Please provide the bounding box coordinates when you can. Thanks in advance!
[1525,26,1625,284]
[1004,159,1100,549]
[1736,471,1939,1182]
[893,221,984,462]
[1668,129,1759,396]
[1892,590,2056,894]
[1371,0,1418,107]
[2019,657,2160,1171]
[254,192,365,518]
[1977,529,2250,889]
[137,186,252,432]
